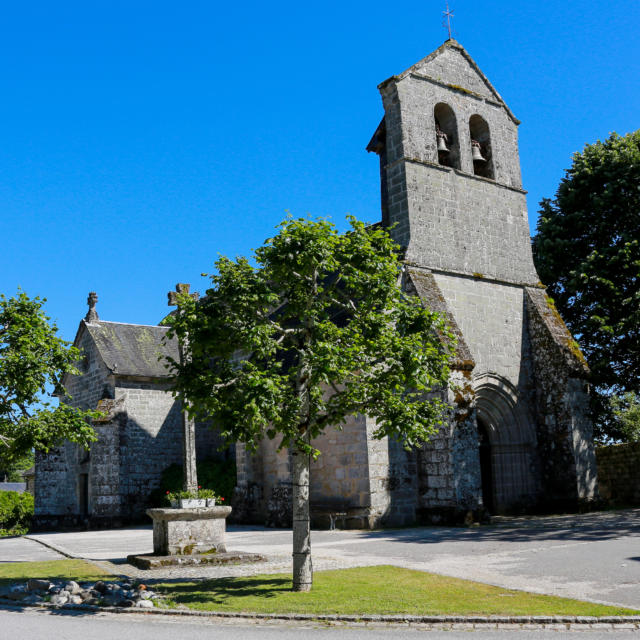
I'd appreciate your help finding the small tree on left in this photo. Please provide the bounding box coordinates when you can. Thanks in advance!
[0,291,98,462]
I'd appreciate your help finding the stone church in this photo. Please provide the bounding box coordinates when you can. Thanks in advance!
[34,39,597,529]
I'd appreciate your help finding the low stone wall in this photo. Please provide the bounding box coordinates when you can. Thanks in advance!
[596,442,640,506]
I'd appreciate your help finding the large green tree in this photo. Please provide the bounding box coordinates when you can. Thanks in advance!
[167,216,453,591]
[0,292,97,462]
[533,130,640,440]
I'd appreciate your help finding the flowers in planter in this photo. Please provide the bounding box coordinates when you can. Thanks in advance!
[164,488,222,507]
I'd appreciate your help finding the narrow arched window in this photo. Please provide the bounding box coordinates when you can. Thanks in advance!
[434,103,460,169]
[469,115,494,179]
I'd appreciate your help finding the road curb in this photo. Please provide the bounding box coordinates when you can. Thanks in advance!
[24,535,78,559]
[2,598,640,629]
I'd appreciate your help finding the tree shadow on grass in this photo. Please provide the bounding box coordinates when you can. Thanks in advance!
[158,576,292,606]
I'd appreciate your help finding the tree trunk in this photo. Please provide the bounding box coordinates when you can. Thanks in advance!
[292,444,312,591]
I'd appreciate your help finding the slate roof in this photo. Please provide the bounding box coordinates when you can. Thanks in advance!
[84,320,178,378]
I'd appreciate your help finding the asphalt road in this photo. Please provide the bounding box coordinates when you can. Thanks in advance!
[12,509,640,609]
[0,608,635,640]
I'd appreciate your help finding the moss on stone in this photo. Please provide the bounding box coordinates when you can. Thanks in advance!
[447,83,474,96]
[568,339,588,367]
[543,296,588,368]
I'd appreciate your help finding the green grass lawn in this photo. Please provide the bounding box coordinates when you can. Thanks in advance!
[155,566,639,617]
[0,559,111,588]
[1,562,637,617]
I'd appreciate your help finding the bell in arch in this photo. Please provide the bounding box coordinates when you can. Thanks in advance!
[436,128,449,153]
[471,140,486,162]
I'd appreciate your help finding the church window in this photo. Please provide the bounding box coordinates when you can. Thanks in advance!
[469,115,494,179]
[434,103,460,169]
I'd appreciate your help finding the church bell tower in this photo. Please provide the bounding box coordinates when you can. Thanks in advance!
[368,40,597,516]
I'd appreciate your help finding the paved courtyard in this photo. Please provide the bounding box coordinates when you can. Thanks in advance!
[4,509,639,610]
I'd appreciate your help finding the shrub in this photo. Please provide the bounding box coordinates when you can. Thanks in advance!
[0,490,34,536]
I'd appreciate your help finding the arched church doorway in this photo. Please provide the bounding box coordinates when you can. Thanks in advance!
[474,374,540,514]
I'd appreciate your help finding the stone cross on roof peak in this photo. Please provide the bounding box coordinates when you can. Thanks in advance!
[167,283,199,307]
[85,292,99,323]
[443,1,455,40]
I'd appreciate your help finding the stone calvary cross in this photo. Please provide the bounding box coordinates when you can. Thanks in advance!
[167,283,200,493]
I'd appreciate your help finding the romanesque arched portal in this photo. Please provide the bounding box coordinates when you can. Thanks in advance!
[473,374,540,513]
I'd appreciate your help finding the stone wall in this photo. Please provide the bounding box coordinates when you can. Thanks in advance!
[311,414,369,511]
[432,274,529,387]
[525,287,597,505]
[34,323,113,526]
[596,442,640,506]
[114,379,184,518]
[366,420,417,528]
[233,442,265,524]
[89,399,126,524]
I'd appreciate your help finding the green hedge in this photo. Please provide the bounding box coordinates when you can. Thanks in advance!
[149,458,236,507]
[0,490,34,536]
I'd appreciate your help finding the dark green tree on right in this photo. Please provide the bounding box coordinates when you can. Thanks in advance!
[533,130,640,441]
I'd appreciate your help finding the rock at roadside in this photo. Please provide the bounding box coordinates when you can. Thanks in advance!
[135,599,154,609]
[7,586,27,601]
[64,581,82,595]
[50,593,69,606]
[93,580,107,594]
[27,579,51,592]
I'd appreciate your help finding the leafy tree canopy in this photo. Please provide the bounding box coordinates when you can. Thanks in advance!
[533,130,640,440]
[0,291,98,461]
[0,449,34,482]
[167,216,453,454]
[167,216,454,590]
[610,392,640,443]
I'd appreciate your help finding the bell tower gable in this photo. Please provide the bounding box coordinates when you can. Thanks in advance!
[383,40,519,125]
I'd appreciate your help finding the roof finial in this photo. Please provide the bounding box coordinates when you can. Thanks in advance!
[443,1,454,40]
[85,291,99,323]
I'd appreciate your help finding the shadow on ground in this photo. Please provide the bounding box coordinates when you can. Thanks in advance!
[158,576,291,606]
[336,510,640,546]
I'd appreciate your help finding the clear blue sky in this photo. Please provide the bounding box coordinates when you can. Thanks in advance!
[1,0,638,342]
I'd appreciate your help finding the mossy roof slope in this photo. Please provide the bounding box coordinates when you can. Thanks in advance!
[85,320,178,378]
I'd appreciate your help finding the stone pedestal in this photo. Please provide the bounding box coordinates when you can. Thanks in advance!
[147,506,232,556]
